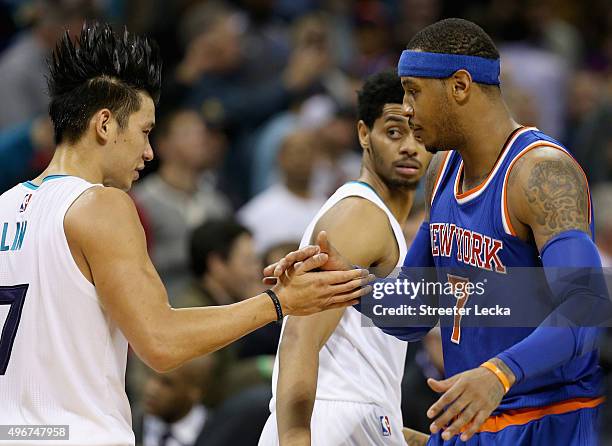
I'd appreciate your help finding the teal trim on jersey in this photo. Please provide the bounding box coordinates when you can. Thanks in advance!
[21,181,38,190]
[42,174,70,182]
[346,180,382,199]
[21,175,71,190]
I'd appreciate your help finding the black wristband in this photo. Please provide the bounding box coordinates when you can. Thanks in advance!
[264,289,284,323]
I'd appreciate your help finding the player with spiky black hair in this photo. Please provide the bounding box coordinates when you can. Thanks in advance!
[0,23,372,445]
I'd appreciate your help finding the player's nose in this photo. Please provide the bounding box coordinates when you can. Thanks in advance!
[144,142,154,162]
[402,94,414,117]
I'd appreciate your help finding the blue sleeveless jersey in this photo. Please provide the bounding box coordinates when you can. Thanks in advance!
[429,126,602,412]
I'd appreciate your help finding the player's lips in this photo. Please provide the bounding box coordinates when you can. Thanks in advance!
[393,159,421,176]
[133,166,144,180]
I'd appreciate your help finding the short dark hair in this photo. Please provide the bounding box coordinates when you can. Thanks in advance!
[189,219,251,278]
[406,18,499,60]
[357,70,404,128]
[48,22,163,145]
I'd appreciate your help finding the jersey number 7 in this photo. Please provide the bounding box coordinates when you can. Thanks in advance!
[447,274,470,344]
[0,284,28,375]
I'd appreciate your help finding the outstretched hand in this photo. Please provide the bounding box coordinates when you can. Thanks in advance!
[262,231,352,284]
[270,246,374,316]
[425,360,513,442]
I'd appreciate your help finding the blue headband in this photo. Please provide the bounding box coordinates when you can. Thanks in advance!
[398,50,501,85]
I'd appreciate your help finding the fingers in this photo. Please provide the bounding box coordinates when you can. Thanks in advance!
[331,274,376,294]
[324,298,361,310]
[294,253,329,274]
[427,375,458,394]
[262,262,278,278]
[437,399,476,440]
[316,268,370,285]
[460,410,489,441]
[315,230,329,252]
[262,276,278,285]
[430,393,469,435]
[427,378,463,420]
[274,245,320,276]
[326,285,373,307]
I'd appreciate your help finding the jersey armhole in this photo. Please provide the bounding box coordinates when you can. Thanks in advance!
[58,185,103,296]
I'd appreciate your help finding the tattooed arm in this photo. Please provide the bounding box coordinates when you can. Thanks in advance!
[424,147,603,442]
[506,146,590,249]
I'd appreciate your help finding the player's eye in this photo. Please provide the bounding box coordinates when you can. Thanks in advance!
[387,128,402,138]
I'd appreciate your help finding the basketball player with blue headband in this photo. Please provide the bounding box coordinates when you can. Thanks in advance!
[268,18,609,446]
[384,18,606,446]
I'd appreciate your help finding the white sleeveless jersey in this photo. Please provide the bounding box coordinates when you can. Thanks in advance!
[270,182,408,416]
[0,176,134,446]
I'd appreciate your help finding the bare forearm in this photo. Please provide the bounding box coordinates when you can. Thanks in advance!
[149,293,277,371]
[276,334,319,444]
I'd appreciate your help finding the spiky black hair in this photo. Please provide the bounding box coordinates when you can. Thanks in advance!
[48,22,162,144]
[406,18,499,60]
[357,70,404,128]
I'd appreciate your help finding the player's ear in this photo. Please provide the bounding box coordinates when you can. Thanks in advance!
[450,69,472,103]
[93,108,114,144]
[357,120,370,152]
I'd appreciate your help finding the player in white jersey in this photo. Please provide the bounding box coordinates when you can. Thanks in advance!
[258,72,432,445]
[0,24,373,446]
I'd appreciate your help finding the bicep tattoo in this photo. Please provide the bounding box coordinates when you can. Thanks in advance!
[522,158,589,238]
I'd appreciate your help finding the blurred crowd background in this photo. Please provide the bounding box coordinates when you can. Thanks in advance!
[0,0,611,444]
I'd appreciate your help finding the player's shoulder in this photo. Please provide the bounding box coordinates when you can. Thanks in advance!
[65,187,140,234]
[323,194,390,229]
[507,144,584,190]
[314,194,394,252]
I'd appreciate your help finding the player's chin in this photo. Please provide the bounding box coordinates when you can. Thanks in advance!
[389,176,419,190]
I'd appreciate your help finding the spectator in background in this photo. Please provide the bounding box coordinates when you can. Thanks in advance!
[164,1,331,203]
[134,356,216,446]
[311,106,362,198]
[574,89,612,185]
[591,184,612,266]
[0,0,94,129]
[591,183,612,445]
[0,116,53,192]
[348,0,397,78]
[175,218,275,405]
[249,11,358,196]
[132,109,231,299]
[238,130,325,255]
[179,218,262,309]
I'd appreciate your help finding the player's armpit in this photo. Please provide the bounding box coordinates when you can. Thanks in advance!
[507,147,590,250]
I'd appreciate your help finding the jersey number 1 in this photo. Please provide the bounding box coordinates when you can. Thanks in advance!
[0,284,28,375]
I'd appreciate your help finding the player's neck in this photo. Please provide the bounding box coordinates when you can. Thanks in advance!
[457,107,519,190]
[32,144,104,185]
[159,163,200,194]
[358,172,413,225]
